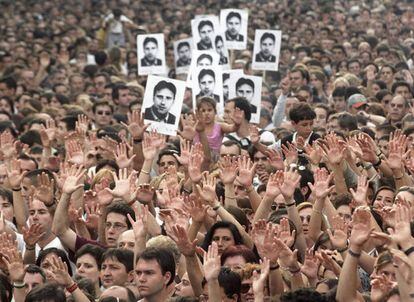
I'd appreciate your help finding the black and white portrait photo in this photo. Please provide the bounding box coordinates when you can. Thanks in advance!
[192,66,223,115]
[252,29,282,71]
[222,69,243,102]
[220,9,248,50]
[137,33,166,75]
[191,16,220,51]
[214,34,230,69]
[174,38,193,74]
[228,73,262,123]
[142,75,186,135]
[186,50,220,86]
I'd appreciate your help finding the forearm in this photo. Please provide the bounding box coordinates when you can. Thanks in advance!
[247,185,262,212]
[286,200,306,259]
[356,251,376,276]
[188,221,202,242]
[52,193,71,235]
[133,201,161,236]
[70,286,92,302]
[71,187,84,215]
[289,272,305,291]
[332,164,348,194]
[137,159,153,184]
[98,206,107,244]
[308,199,324,242]
[224,184,238,207]
[40,146,52,169]
[207,279,222,302]
[23,248,36,265]
[336,245,360,302]
[253,195,273,223]
[12,191,27,232]
[269,268,284,297]
[197,130,212,168]
[134,235,147,263]
[74,222,91,240]
[185,255,204,297]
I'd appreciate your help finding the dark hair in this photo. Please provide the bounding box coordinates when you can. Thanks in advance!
[197,96,216,112]
[215,35,224,45]
[226,11,241,22]
[198,69,215,83]
[260,32,275,44]
[19,130,42,148]
[138,247,176,286]
[143,37,158,48]
[102,248,134,273]
[198,20,214,32]
[96,159,119,173]
[25,264,47,282]
[153,80,176,99]
[92,100,114,114]
[177,41,190,51]
[197,54,212,65]
[229,97,251,122]
[0,187,12,205]
[391,81,412,95]
[106,203,135,229]
[75,244,105,270]
[281,288,326,302]
[338,112,358,132]
[291,67,310,83]
[235,77,254,91]
[220,245,259,265]
[218,267,241,300]
[156,148,179,166]
[221,140,242,154]
[112,83,128,101]
[202,221,243,251]
[289,103,316,123]
[0,272,12,302]
[0,96,13,111]
[36,248,73,276]
[332,86,346,98]
[0,76,17,90]
[25,283,66,302]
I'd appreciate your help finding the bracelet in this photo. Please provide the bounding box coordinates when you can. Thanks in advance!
[404,246,414,256]
[133,138,142,144]
[289,267,301,274]
[270,263,280,270]
[395,174,404,180]
[13,281,26,289]
[25,245,35,251]
[348,249,361,258]
[12,187,22,192]
[140,169,150,175]
[225,195,237,200]
[66,282,78,293]
[212,204,221,211]
[373,157,382,168]
[286,202,296,207]
[336,239,349,253]
[376,150,382,158]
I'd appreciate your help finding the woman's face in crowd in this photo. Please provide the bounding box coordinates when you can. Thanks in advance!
[223,255,246,270]
[0,98,12,114]
[0,196,14,222]
[373,189,394,208]
[175,273,195,297]
[310,75,323,90]
[76,253,100,285]
[212,228,235,254]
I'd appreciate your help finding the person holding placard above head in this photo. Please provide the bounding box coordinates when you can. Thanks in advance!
[196,69,220,104]
[176,41,191,67]
[197,20,214,50]
[144,80,177,124]
[225,11,244,42]
[255,32,276,62]
[141,37,162,66]
[235,77,257,114]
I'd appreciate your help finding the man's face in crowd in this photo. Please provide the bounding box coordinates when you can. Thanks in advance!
[105,212,129,247]
[199,74,215,96]
[299,206,312,235]
[144,41,158,61]
[253,150,268,171]
[260,37,274,57]
[100,257,131,288]
[24,272,44,294]
[135,258,170,298]
[0,196,13,222]
[333,96,347,112]
[116,88,130,107]
[70,75,84,94]
[388,95,407,122]
[223,101,235,124]
[314,107,327,128]
[293,119,314,138]
[348,62,360,75]
[289,71,305,91]
[0,83,14,98]
[94,104,113,127]
[380,67,393,83]
[332,47,345,61]
[199,25,214,44]
[118,230,135,251]
[297,89,312,103]
[219,144,240,163]
[175,273,194,297]
[158,154,179,175]
[395,85,412,100]
[227,16,241,36]
[178,45,190,61]
[236,83,254,102]
[327,117,340,132]
[94,76,107,95]
[28,199,53,235]
[153,87,175,115]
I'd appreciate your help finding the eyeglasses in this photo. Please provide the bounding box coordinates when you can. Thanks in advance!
[241,283,252,294]
[97,111,112,116]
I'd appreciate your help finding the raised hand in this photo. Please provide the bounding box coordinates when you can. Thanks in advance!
[349,207,374,248]
[122,110,149,139]
[355,133,379,164]
[349,175,369,207]
[252,258,270,298]
[39,119,57,148]
[0,131,17,159]
[47,255,74,287]
[236,155,256,188]
[159,208,189,240]
[188,144,203,183]
[22,223,45,248]
[277,167,301,202]
[66,140,85,165]
[278,217,295,248]
[1,248,25,282]
[32,172,55,206]
[184,195,208,223]
[308,168,334,200]
[327,216,348,250]
[264,171,283,199]
[174,139,191,166]
[281,142,298,165]
[76,114,90,134]
[84,202,101,230]
[300,249,320,280]
[249,125,260,145]
[264,148,285,171]
[321,133,346,166]
[128,203,148,239]
[142,132,158,161]
[178,113,198,141]
[218,156,238,185]
[108,168,137,202]
[196,173,217,205]
[62,165,85,195]
[304,142,323,165]
[6,159,27,190]
[387,204,412,247]
[113,142,136,169]
[203,242,221,281]
[385,137,408,172]
[252,221,279,263]
[171,224,198,257]
[370,273,396,302]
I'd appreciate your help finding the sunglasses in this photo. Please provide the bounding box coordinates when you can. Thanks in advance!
[97,111,111,116]
[241,283,252,294]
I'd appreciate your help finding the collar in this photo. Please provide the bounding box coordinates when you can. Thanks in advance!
[292,131,313,147]
[150,107,170,123]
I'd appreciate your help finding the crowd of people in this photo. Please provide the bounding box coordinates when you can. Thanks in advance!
[1,0,414,301]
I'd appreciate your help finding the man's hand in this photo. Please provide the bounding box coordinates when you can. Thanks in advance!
[62,165,85,195]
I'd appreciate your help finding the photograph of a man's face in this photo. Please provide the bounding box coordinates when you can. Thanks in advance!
[252,29,281,71]
[144,80,177,124]
[198,20,214,50]
[220,9,248,50]
[153,84,175,115]
[197,54,213,67]
[257,33,276,62]
[199,69,215,97]
[142,37,161,66]
[176,41,191,67]
[225,12,242,41]
[236,78,254,102]
[137,34,166,75]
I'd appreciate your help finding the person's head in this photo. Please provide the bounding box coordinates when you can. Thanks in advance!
[28,199,53,237]
[24,265,46,294]
[198,69,216,96]
[198,20,214,44]
[177,42,191,61]
[0,187,13,222]
[313,104,329,128]
[347,58,361,75]
[217,267,241,302]
[226,12,242,36]
[143,37,159,61]
[202,221,243,255]
[175,272,195,298]
[297,202,313,235]
[105,203,134,247]
[117,230,136,251]
[36,248,73,279]
[93,100,114,128]
[372,186,395,208]
[288,103,316,138]
[75,244,105,286]
[219,140,241,163]
[290,68,309,91]
[259,32,275,58]
[94,73,109,95]
[220,245,258,269]
[392,81,412,100]
[25,283,66,302]
[152,80,176,116]
[112,83,130,108]
[197,97,217,124]
[231,97,252,123]
[156,148,180,174]
[337,112,358,134]
[100,248,134,288]
[380,64,395,83]
[333,194,352,223]
[0,76,17,98]
[100,286,136,302]
[235,78,254,102]
[347,93,368,114]
[332,86,347,112]
[388,95,408,123]
[197,54,213,67]
[135,247,176,299]
[373,251,396,282]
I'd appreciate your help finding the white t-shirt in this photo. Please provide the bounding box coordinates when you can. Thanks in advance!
[105,14,133,34]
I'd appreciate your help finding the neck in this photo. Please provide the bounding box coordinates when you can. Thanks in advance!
[38,232,56,248]
[144,289,169,302]
[237,121,250,137]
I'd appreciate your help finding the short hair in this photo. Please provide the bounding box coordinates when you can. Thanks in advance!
[332,86,347,98]
[290,67,310,83]
[146,235,181,265]
[0,187,12,205]
[229,97,251,122]
[106,203,135,229]
[198,20,214,32]
[391,81,412,95]
[289,103,316,123]
[138,247,176,286]
[102,248,134,273]
[198,69,215,83]
[177,41,190,51]
[226,11,241,23]
[112,83,128,101]
[235,77,254,91]
[156,148,179,166]
[220,245,259,265]
[36,248,73,276]
[92,100,114,114]
[25,283,66,302]
[197,54,212,65]
[260,32,275,44]
[218,267,241,299]
[0,76,17,90]
[376,89,392,101]
[338,112,358,132]
[75,244,105,270]
[153,80,176,99]
[143,37,158,48]
[221,140,242,154]
[25,264,46,282]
